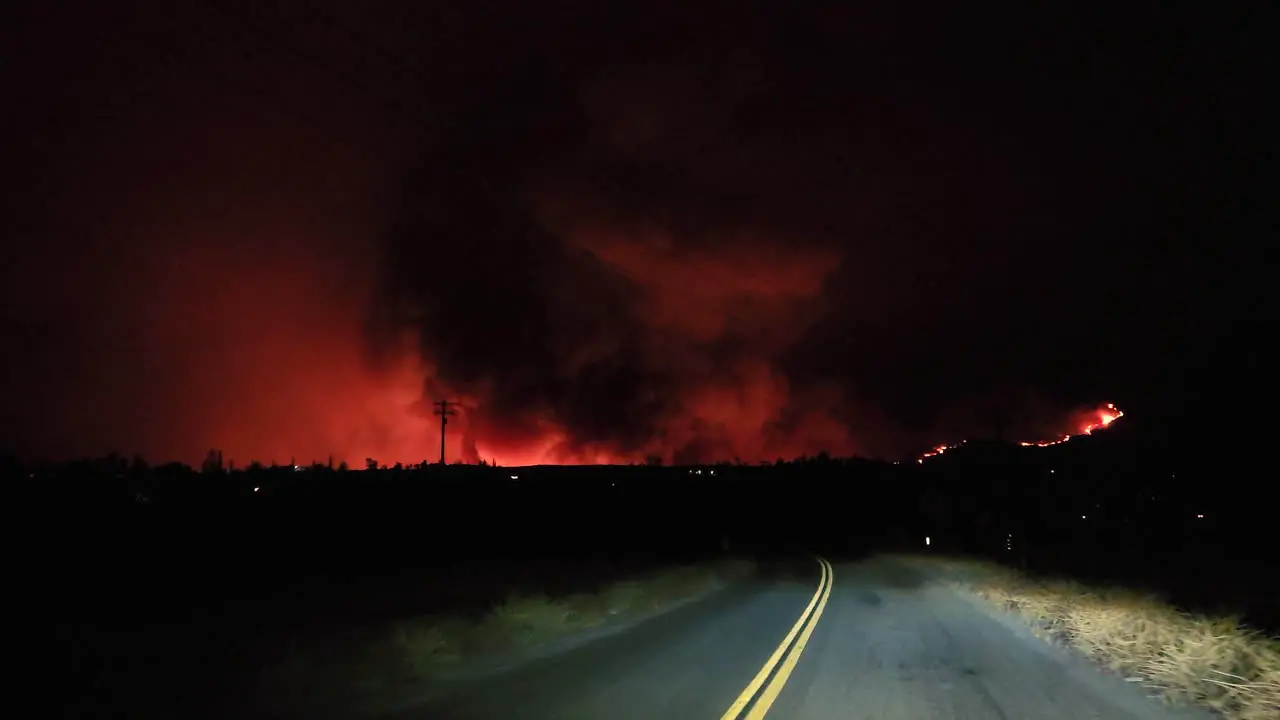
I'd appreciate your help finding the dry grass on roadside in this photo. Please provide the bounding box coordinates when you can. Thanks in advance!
[390,558,755,672]
[260,558,755,712]
[922,556,1280,720]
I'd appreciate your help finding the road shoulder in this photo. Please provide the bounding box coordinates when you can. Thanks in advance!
[938,581,1217,719]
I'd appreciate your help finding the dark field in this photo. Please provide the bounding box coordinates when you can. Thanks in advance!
[17,455,1274,718]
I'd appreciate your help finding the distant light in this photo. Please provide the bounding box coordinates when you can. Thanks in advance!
[1081,515,1087,520]
[709,470,715,475]
[510,475,519,480]
[925,536,931,546]
[1196,513,1204,519]
[253,487,260,492]
[1049,469,1055,474]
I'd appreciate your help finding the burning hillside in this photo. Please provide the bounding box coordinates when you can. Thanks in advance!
[917,403,1125,463]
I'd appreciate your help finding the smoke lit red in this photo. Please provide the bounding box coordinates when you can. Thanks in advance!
[2,7,1141,471]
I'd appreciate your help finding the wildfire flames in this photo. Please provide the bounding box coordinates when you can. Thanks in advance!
[917,403,1125,463]
[6,7,1149,471]
[918,441,965,463]
[1018,403,1125,448]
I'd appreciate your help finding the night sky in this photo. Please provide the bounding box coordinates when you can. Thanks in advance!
[2,2,1273,467]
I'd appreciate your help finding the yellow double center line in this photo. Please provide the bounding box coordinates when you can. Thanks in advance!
[720,557,834,720]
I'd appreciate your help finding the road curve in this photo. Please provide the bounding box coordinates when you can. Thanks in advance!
[387,556,1213,720]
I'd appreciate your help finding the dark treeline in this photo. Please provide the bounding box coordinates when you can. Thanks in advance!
[14,431,1275,719]
[12,429,1272,630]
[10,420,1269,632]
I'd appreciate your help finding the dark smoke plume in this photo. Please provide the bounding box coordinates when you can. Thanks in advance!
[3,2,1257,466]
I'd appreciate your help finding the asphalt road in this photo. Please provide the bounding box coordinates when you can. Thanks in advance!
[387,556,1213,720]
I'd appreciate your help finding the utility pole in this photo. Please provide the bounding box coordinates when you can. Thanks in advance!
[433,400,459,465]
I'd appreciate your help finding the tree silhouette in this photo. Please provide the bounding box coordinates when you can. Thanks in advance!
[201,449,224,474]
